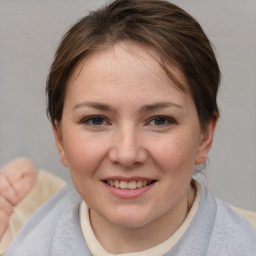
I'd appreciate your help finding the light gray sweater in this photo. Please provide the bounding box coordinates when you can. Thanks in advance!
[4,184,256,256]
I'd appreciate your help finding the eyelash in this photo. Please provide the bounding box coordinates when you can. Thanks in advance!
[80,115,176,128]
[147,116,176,127]
[81,115,108,126]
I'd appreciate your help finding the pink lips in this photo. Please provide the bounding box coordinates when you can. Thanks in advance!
[102,177,156,199]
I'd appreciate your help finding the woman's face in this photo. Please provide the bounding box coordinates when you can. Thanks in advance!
[54,42,215,231]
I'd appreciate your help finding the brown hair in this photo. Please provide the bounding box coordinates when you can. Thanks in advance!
[46,0,220,130]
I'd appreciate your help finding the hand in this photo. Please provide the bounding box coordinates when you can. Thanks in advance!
[0,158,37,240]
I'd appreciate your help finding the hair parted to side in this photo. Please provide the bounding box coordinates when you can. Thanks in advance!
[46,0,220,130]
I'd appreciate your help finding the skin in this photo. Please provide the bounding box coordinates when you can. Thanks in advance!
[0,157,37,240]
[54,42,217,253]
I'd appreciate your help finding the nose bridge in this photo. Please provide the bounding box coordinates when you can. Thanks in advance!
[119,123,137,152]
[109,122,146,167]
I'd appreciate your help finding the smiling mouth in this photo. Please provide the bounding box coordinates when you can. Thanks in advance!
[104,180,156,190]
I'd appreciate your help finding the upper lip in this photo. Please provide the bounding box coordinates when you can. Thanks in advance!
[102,176,156,182]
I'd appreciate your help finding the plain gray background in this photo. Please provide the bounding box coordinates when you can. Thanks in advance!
[0,0,255,211]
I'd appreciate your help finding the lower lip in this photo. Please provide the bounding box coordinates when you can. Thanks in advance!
[103,182,155,199]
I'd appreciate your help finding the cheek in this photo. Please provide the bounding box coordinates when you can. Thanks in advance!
[63,134,107,177]
[151,133,197,174]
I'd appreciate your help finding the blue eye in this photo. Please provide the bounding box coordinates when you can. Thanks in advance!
[82,116,106,126]
[149,116,175,126]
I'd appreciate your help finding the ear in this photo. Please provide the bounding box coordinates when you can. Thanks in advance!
[52,121,69,167]
[195,115,218,165]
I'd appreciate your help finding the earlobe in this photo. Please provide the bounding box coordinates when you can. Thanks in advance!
[53,122,69,167]
[195,115,218,165]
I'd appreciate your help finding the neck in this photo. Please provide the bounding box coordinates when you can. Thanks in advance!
[89,184,196,254]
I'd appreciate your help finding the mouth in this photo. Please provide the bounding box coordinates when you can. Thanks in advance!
[104,179,156,190]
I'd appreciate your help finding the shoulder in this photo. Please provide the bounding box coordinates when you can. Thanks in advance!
[231,205,256,227]
[4,185,89,256]
[203,187,256,255]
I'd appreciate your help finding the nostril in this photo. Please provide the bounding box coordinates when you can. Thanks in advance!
[108,146,148,168]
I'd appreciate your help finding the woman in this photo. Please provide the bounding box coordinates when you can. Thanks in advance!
[5,0,256,255]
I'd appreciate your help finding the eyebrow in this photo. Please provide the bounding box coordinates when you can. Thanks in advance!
[73,102,114,111]
[140,102,183,112]
[73,101,183,112]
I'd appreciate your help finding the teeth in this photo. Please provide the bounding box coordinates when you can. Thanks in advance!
[114,180,119,188]
[128,181,136,189]
[106,180,153,189]
[120,181,128,189]
[137,180,142,188]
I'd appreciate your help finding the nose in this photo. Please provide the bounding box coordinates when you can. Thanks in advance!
[108,124,148,168]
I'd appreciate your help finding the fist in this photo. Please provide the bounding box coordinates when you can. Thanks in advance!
[0,157,37,239]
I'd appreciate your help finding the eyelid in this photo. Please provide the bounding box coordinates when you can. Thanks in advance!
[80,115,110,126]
[79,115,176,127]
[147,115,177,126]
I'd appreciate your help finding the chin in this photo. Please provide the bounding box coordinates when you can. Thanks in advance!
[105,208,154,229]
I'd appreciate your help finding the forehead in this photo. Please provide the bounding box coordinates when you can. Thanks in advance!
[66,42,191,106]
[70,42,187,86]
